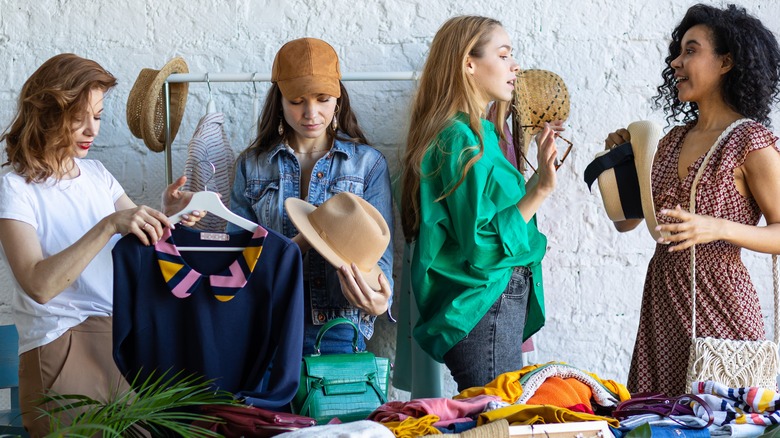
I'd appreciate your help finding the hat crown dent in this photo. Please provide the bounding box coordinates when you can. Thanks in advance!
[308,193,390,272]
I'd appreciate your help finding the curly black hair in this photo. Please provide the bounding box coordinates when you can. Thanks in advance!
[654,4,780,127]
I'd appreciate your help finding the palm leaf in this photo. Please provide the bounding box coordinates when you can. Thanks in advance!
[37,369,238,437]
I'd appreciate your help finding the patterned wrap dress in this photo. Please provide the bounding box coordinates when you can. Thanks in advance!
[627,120,780,396]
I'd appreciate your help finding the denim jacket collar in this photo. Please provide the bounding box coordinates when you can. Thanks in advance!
[267,134,356,163]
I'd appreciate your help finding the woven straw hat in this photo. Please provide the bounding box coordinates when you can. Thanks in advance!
[285,192,390,290]
[512,69,570,154]
[126,57,189,152]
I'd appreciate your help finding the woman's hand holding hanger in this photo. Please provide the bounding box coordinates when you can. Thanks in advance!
[161,175,203,227]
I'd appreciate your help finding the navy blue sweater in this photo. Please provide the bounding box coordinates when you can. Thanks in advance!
[112,225,303,409]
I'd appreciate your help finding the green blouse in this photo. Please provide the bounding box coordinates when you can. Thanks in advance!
[411,113,547,362]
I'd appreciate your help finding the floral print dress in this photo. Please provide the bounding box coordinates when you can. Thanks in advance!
[627,120,779,396]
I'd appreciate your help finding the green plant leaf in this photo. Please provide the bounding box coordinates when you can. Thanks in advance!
[37,369,237,437]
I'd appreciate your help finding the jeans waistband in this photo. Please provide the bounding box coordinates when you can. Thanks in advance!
[513,266,532,276]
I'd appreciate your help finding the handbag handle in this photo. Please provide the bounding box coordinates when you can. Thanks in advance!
[688,119,779,344]
[614,393,714,429]
[313,317,360,354]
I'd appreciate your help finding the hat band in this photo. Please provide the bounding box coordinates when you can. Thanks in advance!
[583,143,633,190]
[583,142,643,219]
[614,159,643,219]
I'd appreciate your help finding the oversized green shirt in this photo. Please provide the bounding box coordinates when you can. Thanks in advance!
[412,113,547,362]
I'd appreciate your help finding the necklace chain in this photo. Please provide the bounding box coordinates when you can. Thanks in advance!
[293,148,329,155]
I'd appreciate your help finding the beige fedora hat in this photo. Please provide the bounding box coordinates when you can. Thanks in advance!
[126,57,189,152]
[512,69,571,156]
[285,192,390,290]
[584,120,669,241]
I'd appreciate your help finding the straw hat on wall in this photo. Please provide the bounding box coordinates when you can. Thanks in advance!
[126,57,189,153]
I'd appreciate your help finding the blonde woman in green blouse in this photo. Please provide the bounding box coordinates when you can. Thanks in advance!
[400,15,560,392]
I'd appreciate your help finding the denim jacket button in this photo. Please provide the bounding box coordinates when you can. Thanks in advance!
[317,313,326,322]
[316,172,324,178]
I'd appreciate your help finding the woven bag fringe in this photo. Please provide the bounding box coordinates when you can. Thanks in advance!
[685,119,780,391]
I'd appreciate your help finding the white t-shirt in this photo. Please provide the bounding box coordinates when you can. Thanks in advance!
[0,158,125,353]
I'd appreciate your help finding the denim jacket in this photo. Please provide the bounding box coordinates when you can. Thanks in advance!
[230,136,394,340]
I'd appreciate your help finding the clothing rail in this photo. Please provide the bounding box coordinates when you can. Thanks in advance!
[162,71,418,183]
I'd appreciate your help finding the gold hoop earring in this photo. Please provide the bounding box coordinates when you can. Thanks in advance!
[278,119,284,136]
[332,105,340,131]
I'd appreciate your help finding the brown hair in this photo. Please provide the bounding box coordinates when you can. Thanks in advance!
[400,15,503,241]
[244,81,369,158]
[1,53,117,183]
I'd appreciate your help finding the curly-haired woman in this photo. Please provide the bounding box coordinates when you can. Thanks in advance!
[605,4,780,395]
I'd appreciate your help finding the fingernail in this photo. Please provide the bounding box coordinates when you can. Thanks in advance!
[182,215,189,221]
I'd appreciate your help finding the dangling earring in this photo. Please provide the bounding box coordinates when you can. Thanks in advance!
[278,119,284,136]
[332,104,340,131]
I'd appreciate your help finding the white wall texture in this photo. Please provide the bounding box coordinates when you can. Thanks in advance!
[1,0,779,406]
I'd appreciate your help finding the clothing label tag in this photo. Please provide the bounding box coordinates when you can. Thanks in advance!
[200,232,230,241]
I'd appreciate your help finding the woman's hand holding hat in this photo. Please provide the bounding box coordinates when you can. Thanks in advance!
[604,128,631,150]
[337,263,392,316]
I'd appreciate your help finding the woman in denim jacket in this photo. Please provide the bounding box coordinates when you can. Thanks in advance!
[231,38,394,354]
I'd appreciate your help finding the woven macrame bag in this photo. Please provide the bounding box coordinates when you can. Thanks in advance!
[684,119,780,391]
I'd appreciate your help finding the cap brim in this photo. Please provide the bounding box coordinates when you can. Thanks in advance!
[285,197,382,290]
[277,75,341,100]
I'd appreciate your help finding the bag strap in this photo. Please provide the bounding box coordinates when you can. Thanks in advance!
[313,317,360,354]
[614,393,714,429]
[686,119,780,343]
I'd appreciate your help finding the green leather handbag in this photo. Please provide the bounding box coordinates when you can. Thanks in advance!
[291,318,390,423]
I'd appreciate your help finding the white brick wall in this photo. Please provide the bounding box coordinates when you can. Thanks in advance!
[1,0,779,405]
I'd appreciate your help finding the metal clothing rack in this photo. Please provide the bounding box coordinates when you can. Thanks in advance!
[162,71,418,184]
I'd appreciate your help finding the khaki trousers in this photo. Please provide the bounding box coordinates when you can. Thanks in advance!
[18,316,129,437]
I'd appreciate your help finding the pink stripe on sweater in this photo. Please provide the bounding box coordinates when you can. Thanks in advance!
[211,263,247,288]
[171,270,201,298]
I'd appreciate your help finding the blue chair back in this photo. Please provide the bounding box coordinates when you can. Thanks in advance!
[0,324,26,436]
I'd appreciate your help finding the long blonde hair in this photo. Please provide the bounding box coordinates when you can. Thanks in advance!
[400,15,505,241]
[1,53,117,183]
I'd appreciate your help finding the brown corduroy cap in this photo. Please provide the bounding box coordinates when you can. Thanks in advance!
[271,38,342,100]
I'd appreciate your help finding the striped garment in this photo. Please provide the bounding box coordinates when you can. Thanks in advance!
[692,380,780,426]
[183,112,236,232]
[155,226,266,301]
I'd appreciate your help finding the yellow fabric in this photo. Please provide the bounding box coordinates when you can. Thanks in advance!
[243,245,263,270]
[383,414,441,437]
[455,362,630,403]
[477,403,620,427]
[158,259,183,282]
[585,370,631,402]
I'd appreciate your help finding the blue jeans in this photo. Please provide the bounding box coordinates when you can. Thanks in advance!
[443,266,531,392]
[301,281,367,355]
